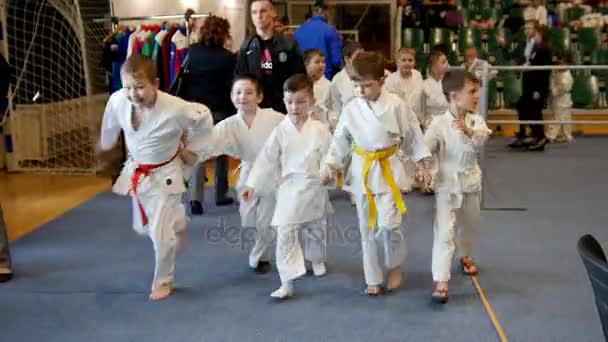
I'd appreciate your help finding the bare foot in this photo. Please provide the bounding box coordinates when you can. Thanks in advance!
[365,285,383,296]
[387,267,403,290]
[176,230,188,252]
[149,283,174,301]
[0,266,12,274]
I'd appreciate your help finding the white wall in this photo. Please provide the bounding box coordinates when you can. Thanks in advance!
[111,0,247,50]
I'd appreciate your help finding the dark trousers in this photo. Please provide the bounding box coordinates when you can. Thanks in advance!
[516,93,546,140]
[0,204,12,272]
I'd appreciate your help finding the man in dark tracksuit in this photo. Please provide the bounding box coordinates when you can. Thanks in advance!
[0,54,13,282]
[236,0,305,114]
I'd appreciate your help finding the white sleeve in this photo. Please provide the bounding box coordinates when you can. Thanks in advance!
[423,118,441,155]
[246,129,281,192]
[178,102,215,162]
[329,81,342,114]
[200,119,242,162]
[400,103,431,162]
[423,81,448,111]
[323,109,352,169]
[99,95,122,150]
[384,75,399,96]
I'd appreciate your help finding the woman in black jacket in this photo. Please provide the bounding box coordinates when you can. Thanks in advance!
[180,15,236,214]
[502,22,552,151]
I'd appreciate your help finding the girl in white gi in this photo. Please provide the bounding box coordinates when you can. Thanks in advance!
[385,47,425,193]
[546,53,574,143]
[422,49,450,130]
[96,55,214,301]
[304,48,338,131]
[321,52,432,296]
[423,70,491,304]
[243,74,333,299]
[199,74,284,274]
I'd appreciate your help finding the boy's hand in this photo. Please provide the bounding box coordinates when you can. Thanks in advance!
[453,118,473,138]
[415,166,431,186]
[321,165,336,185]
[242,187,254,201]
[179,148,198,166]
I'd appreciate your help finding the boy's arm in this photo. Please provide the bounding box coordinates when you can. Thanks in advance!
[179,102,215,162]
[400,102,431,163]
[322,112,351,172]
[245,129,281,196]
[98,96,122,152]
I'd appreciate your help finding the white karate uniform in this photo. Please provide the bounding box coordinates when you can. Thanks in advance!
[423,110,491,283]
[203,108,285,268]
[100,90,214,290]
[330,69,357,115]
[385,69,425,122]
[546,70,574,141]
[247,117,333,283]
[385,69,425,191]
[423,77,450,130]
[311,76,339,131]
[323,90,431,286]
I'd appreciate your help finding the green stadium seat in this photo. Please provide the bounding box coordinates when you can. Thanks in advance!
[487,78,498,110]
[572,73,599,109]
[481,8,499,23]
[458,28,483,53]
[429,28,454,50]
[577,28,600,56]
[550,28,572,56]
[402,28,425,49]
[565,7,586,22]
[500,71,521,108]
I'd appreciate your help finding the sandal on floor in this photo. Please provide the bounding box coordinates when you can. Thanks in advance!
[362,285,384,296]
[460,257,478,276]
[431,285,449,304]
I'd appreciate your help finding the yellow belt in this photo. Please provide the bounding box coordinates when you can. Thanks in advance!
[353,144,407,229]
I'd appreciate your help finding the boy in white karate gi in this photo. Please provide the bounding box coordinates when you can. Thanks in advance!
[304,48,338,131]
[546,53,574,143]
[330,41,363,115]
[321,52,432,296]
[385,47,425,193]
[97,55,214,301]
[423,70,491,304]
[199,74,284,274]
[243,74,333,299]
[423,49,450,130]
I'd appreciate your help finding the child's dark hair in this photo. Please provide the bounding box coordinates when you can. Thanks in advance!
[428,47,447,68]
[283,74,314,97]
[303,48,325,66]
[352,51,385,81]
[342,40,362,59]
[232,73,263,95]
[442,70,480,100]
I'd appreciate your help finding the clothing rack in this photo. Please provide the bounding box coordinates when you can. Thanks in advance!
[93,10,210,47]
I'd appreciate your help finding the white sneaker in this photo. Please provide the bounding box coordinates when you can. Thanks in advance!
[270,282,294,299]
[312,262,327,277]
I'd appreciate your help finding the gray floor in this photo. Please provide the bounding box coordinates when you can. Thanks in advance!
[0,137,606,342]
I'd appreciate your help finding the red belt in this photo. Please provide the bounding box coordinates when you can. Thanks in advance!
[129,151,179,226]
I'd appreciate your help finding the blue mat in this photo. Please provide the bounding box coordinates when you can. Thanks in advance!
[1,137,607,341]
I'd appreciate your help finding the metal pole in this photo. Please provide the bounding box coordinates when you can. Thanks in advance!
[480,61,489,210]
[487,120,608,125]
